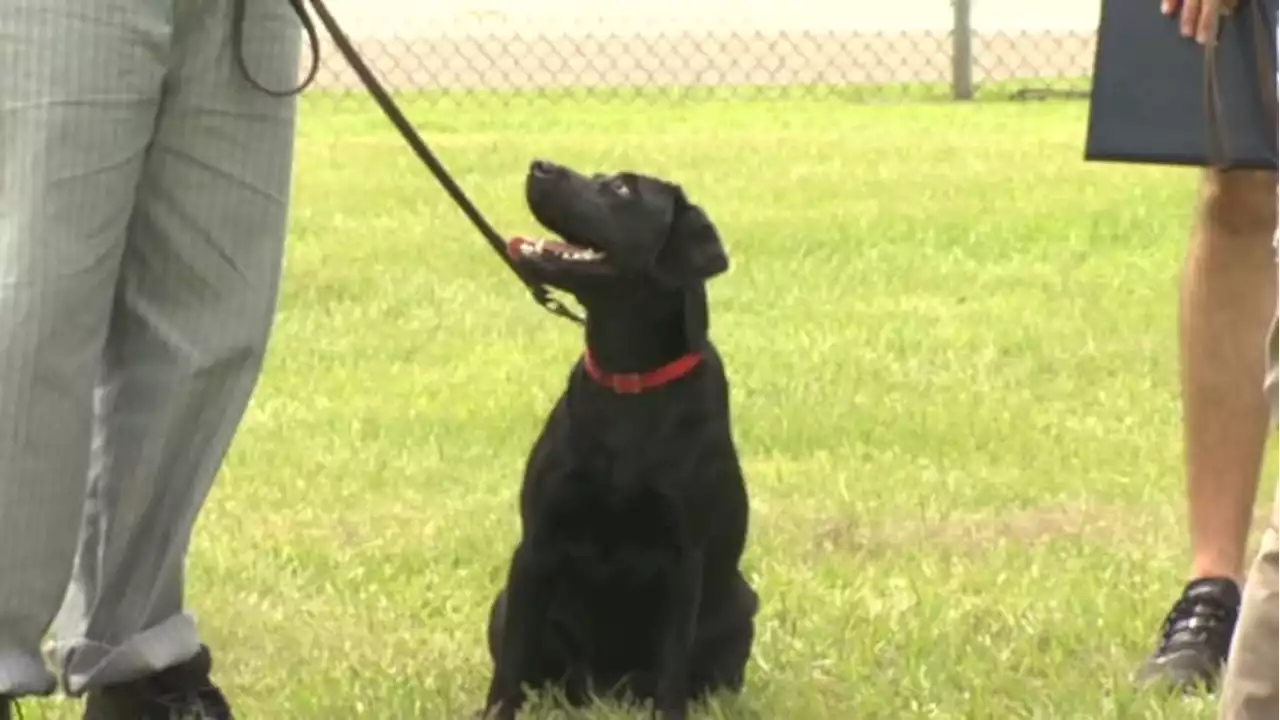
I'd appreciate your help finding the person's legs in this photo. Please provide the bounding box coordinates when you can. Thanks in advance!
[0,0,167,703]
[1138,168,1278,689]
[1217,320,1279,720]
[46,0,301,710]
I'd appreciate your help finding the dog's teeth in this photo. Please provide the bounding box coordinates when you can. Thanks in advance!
[551,246,606,262]
[534,238,547,253]
[566,249,603,261]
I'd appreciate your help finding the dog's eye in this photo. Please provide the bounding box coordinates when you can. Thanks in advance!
[610,178,631,197]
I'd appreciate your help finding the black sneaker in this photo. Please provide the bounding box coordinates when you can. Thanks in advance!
[1135,577,1241,692]
[83,645,233,720]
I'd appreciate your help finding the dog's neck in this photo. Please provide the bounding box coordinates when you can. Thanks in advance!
[582,305,694,376]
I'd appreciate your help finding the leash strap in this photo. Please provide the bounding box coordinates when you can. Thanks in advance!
[230,0,586,325]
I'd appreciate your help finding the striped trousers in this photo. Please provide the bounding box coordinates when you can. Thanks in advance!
[0,0,300,696]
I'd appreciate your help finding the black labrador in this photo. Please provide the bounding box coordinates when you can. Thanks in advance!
[482,160,758,720]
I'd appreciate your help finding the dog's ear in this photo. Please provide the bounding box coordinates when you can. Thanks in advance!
[651,187,728,287]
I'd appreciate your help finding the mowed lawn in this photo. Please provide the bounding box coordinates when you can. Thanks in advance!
[31,95,1278,718]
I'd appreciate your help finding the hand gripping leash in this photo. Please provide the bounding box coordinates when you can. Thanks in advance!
[231,0,586,325]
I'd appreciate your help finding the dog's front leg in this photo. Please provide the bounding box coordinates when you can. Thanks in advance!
[653,548,704,720]
[485,543,551,720]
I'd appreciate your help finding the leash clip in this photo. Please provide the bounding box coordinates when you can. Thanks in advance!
[535,290,586,325]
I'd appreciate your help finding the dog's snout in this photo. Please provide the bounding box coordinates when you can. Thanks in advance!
[530,160,557,178]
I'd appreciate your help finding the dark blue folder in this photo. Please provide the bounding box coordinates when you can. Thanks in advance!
[1085,0,1278,170]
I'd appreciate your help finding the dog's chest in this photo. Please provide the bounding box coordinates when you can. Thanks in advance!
[547,480,679,586]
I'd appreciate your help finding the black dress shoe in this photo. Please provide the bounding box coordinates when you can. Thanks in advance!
[83,645,233,720]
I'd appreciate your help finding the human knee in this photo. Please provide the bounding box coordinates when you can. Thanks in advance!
[1197,169,1279,241]
[192,298,279,374]
[112,276,279,379]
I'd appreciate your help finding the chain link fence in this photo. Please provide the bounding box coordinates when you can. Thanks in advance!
[301,0,1098,105]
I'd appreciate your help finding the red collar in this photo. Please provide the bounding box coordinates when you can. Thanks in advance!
[581,350,703,394]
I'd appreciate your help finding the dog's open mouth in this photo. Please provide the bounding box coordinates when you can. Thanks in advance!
[507,236,607,264]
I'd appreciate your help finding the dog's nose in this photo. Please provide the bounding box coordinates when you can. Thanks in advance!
[530,160,557,177]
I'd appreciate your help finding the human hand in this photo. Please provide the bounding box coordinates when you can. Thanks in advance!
[1160,0,1239,44]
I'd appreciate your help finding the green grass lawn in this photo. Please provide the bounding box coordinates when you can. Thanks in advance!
[31,94,1278,718]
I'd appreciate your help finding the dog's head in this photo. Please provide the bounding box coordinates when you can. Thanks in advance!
[508,160,729,303]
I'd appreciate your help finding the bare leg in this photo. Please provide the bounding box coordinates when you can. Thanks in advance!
[1182,169,1277,582]
[1138,169,1278,691]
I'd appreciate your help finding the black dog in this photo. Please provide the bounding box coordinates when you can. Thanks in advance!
[482,160,758,720]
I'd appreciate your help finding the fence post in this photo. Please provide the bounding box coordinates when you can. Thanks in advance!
[951,0,974,100]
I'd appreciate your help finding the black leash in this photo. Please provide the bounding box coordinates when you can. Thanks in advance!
[230,0,585,325]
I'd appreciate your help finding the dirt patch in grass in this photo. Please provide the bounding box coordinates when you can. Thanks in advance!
[812,502,1279,560]
[812,503,1143,559]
